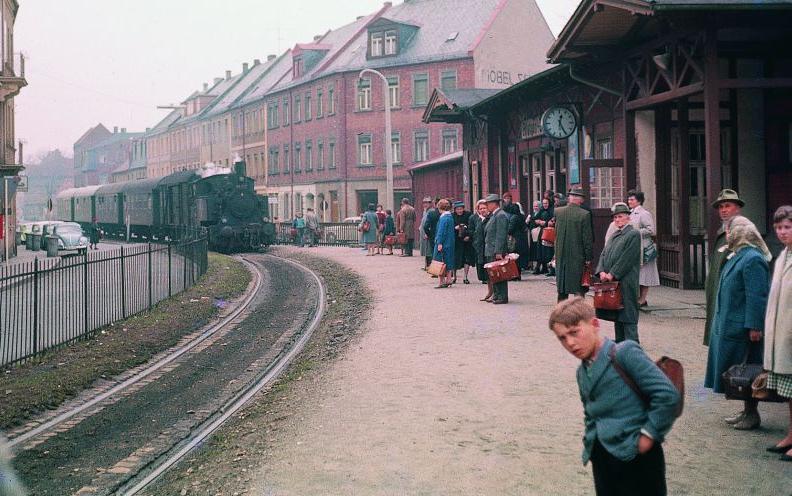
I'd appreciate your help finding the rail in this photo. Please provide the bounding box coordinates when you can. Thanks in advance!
[0,235,208,366]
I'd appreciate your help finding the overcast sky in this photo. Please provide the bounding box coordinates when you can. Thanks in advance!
[15,0,579,160]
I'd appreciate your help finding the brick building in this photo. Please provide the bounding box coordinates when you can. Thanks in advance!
[73,124,142,187]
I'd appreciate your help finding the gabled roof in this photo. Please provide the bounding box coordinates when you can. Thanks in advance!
[422,88,501,123]
[238,52,294,105]
[203,57,282,117]
[407,150,462,172]
[74,123,111,147]
[92,131,144,149]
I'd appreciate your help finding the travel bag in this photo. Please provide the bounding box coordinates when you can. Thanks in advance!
[484,257,519,283]
[427,260,447,277]
[591,282,624,310]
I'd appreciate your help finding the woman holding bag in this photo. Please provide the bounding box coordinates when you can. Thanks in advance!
[595,202,641,343]
[764,206,792,459]
[432,199,456,289]
[704,216,771,430]
[627,191,660,307]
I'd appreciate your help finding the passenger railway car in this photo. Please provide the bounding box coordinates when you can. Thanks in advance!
[55,162,274,252]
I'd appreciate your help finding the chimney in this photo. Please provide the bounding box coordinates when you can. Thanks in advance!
[253,58,261,66]
[356,15,364,20]
[313,35,321,42]
[113,126,118,133]
[267,54,276,61]
[243,62,249,72]
[121,127,127,133]
[225,70,232,80]
[214,77,223,85]
[203,82,208,91]
[146,127,151,132]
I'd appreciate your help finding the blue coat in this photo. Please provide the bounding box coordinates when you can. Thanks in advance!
[577,339,679,464]
[360,211,379,244]
[704,247,769,393]
[433,212,456,270]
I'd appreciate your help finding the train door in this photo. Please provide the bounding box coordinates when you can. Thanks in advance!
[117,193,125,226]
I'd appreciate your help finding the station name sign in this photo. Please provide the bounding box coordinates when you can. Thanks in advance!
[480,68,538,87]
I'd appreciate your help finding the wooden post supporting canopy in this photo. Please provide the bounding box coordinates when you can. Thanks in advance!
[703,25,722,252]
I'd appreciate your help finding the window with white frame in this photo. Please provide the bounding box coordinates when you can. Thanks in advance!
[388,76,399,108]
[283,145,290,173]
[414,130,429,162]
[442,129,458,154]
[294,143,302,172]
[384,31,397,55]
[358,134,373,165]
[391,132,402,163]
[328,87,336,114]
[304,93,312,120]
[305,140,313,170]
[371,33,383,57]
[283,97,289,125]
[329,140,336,168]
[440,70,457,92]
[317,89,324,117]
[358,78,371,110]
[294,95,301,122]
[317,140,324,169]
[413,73,428,106]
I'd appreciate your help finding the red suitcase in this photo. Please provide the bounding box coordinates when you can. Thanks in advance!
[484,258,520,283]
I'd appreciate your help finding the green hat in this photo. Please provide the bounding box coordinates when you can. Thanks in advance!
[611,202,630,216]
[711,189,745,209]
[484,193,501,203]
[568,186,585,198]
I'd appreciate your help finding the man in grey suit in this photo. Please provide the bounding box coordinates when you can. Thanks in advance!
[549,298,679,496]
[484,193,510,304]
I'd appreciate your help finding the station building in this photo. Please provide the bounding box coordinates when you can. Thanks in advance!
[424,0,792,289]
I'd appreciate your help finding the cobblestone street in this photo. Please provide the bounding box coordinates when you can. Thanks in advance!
[254,247,788,495]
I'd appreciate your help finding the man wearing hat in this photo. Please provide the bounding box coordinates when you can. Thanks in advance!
[396,197,416,256]
[704,189,745,347]
[421,197,441,270]
[484,193,511,304]
[554,186,594,302]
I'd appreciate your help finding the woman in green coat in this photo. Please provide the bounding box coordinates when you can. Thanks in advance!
[596,202,642,343]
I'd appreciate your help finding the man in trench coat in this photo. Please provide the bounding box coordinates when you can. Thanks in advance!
[484,194,510,304]
[396,198,416,257]
[704,189,744,346]
[554,187,593,302]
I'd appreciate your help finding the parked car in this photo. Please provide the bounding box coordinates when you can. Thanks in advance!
[16,222,33,244]
[322,216,362,244]
[52,222,89,254]
[39,221,65,250]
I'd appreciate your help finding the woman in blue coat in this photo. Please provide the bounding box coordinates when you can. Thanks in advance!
[704,216,771,430]
[432,199,456,288]
[360,204,379,255]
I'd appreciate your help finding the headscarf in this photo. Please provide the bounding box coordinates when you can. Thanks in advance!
[722,215,772,261]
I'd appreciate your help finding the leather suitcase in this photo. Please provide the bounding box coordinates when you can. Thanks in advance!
[592,282,623,310]
[484,258,519,283]
[427,260,447,276]
[396,232,408,244]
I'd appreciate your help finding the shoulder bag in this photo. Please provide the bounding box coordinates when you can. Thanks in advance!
[591,281,623,310]
[609,345,685,418]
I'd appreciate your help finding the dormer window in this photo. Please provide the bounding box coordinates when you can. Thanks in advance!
[384,31,397,55]
[293,56,305,78]
[371,34,383,57]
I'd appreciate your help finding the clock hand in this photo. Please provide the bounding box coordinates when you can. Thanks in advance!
[557,116,566,135]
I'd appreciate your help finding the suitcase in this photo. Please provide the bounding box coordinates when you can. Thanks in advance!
[591,282,623,310]
[396,232,408,245]
[384,235,396,246]
[484,258,519,283]
[427,260,447,276]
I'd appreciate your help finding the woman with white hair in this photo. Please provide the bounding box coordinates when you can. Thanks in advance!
[704,215,771,430]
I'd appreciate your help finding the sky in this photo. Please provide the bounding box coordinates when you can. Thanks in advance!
[15,0,579,160]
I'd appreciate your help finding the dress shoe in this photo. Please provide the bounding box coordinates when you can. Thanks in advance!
[733,412,760,430]
[491,299,509,305]
[780,453,792,462]
[766,444,792,453]
[724,411,745,424]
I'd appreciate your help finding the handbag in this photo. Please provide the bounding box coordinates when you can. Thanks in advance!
[484,257,520,283]
[427,260,446,277]
[395,232,407,244]
[289,227,298,238]
[580,263,592,289]
[591,282,624,310]
[540,226,556,244]
[751,372,788,403]
[384,235,396,246]
[722,347,764,401]
[643,241,658,264]
[358,220,371,233]
[609,345,685,418]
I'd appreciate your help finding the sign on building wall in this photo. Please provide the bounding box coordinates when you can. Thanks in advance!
[568,131,580,185]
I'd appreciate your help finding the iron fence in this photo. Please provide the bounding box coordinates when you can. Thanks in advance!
[0,236,208,367]
[274,222,362,246]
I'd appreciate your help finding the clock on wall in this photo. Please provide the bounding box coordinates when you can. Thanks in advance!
[541,106,578,140]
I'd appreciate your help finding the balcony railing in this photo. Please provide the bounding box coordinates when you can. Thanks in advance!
[3,52,24,79]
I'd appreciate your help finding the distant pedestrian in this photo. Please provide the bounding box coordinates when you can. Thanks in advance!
[396,198,416,257]
[764,205,792,460]
[89,218,100,250]
[596,202,642,343]
[627,191,660,307]
[383,209,396,256]
[360,204,379,256]
[704,215,771,430]
[469,199,489,286]
[452,201,474,284]
[526,200,541,271]
[548,298,680,496]
[375,204,387,254]
[421,197,440,271]
[532,198,554,274]
[304,208,319,247]
[432,199,456,289]
[292,212,306,247]
[704,189,744,346]
[505,202,530,274]
[554,186,593,301]
[483,194,510,304]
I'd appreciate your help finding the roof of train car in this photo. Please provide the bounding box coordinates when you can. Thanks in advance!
[158,170,199,186]
[96,177,163,195]
[55,185,103,199]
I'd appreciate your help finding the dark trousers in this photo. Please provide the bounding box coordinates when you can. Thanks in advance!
[485,256,508,301]
[425,255,433,268]
[615,322,640,343]
[591,440,666,496]
[403,239,414,256]
[476,263,488,282]
[558,292,586,302]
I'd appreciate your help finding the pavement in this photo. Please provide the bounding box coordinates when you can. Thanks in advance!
[252,246,788,496]
[1,241,121,267]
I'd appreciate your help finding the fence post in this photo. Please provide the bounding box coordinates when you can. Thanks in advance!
[120,246,126,318]
[33,257,39,356]
[167,242,172,297]
[148,243,153,310]
[182,240,187,291]
[83,249,89,336]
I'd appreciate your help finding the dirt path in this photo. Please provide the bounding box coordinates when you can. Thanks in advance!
[249,247,789,496]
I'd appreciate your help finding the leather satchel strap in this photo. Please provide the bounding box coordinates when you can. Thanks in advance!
[608,345,650,408]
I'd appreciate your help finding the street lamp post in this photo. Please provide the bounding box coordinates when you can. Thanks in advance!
[359,68,393,212]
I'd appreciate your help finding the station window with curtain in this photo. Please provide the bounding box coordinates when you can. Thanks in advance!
[414,130,429,162]
[371,33,384,57]
[442,129,458,154]
[358,78,371,111]
[391,132,402,164]
[388,76,400,108]
[413,73,428,106]
[358,134,373,165]
[384,31,397,55]
[588,134,625,209]
[440,70,457,92]
[329,139,336,168]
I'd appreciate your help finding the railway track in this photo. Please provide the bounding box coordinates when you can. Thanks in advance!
[8,254,326,495]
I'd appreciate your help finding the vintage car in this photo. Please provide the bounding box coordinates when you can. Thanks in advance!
[52,222,89,254]
[322,216,362,244]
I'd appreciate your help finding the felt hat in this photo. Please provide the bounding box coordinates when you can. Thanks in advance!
[611,202,630,216]
[484,193,501,203]
[422,196,433,203]
[568,186,585,197]
[711,189,745,209]
[453,201,465,209]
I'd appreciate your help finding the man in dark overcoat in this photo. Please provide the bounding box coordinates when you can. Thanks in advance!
[554,187,593,302]
[422,197,440,270]
[703,189,744,346]
[484,194,510,304]
[468,200,489,283]
[396,198,416,257]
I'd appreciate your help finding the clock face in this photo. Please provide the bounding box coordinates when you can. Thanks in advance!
[541,107,577,139]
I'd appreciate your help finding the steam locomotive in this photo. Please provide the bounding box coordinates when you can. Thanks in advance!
[55,161,275,253]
